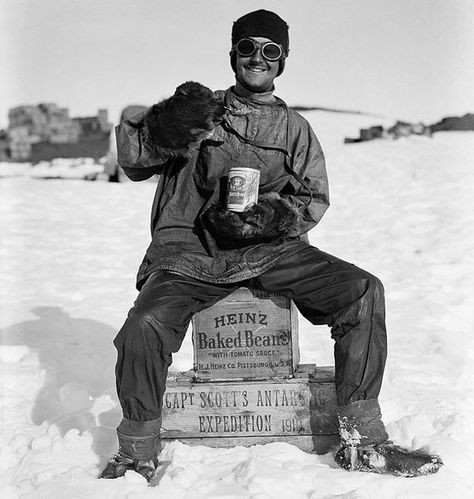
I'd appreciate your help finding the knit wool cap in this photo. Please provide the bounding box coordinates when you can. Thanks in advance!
[232,9,289,55]
[230,9,289,77]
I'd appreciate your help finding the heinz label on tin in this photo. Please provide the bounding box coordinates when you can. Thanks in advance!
[226,167,260,212]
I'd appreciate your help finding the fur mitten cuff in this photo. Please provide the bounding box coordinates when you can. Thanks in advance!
[205,193,302,248]
[143,81,224,157]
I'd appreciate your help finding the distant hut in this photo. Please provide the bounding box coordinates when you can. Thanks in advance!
[387,121,412,139]
[430,113,474,132]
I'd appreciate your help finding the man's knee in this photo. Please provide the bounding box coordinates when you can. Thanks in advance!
[329,268,385,328]
[114,311,162,356]
[351,268,384,302]
[115,303,187,358]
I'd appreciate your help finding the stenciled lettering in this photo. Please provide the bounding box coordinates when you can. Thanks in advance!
[198,414,272,433]
[198,390,247,408]
[196,330,290,350]
[256,389,306,407]
[164,392,195,409]
[213,312,268,329]
[197,362,226,370]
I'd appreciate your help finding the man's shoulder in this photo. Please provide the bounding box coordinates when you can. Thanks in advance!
[272,95,311,128]
[283,106,322,145]
[286,106,312,131]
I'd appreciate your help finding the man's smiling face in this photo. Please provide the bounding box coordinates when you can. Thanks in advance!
[235,37,280,93]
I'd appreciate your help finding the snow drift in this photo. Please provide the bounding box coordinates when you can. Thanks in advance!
[1,111,473,498]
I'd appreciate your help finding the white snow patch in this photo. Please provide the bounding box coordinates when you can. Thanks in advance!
[0,158,104,180]
[1,114,473,498]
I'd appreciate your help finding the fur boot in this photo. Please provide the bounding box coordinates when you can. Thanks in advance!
[335,441,443,477]
[335,399,442,477]
[99,419,162,482]
[99,452,158,482]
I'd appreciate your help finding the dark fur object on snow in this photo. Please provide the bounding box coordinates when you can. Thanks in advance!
[144,81,224,156]
[205,192,302,248]
[335,441,443,477]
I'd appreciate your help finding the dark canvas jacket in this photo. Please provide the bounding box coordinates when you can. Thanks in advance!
[116,87,330,290]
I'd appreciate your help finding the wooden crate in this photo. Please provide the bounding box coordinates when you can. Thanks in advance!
[192,288,299,381]
[161,365,338,454]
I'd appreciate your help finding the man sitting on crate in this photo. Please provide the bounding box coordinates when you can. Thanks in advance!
[100,9,442,482]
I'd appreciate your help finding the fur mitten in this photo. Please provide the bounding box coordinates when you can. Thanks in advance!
[205,192,302,248]
[143,81,224,156]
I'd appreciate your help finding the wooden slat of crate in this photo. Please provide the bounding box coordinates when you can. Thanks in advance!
[192,288,299,381]
[161,365,337,454]
[160,434,339,455]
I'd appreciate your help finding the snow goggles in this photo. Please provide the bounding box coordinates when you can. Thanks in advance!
[234,38,284,62]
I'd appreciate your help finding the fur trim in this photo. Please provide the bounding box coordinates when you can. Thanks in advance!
[144,81,224,156]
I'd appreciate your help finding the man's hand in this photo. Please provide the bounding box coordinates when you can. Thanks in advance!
[144,81,224,153]
[205,193,301,248]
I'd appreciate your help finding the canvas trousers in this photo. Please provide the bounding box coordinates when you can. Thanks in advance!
[114,245,387,427]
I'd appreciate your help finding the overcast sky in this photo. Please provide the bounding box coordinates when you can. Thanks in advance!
[2,0,473,127]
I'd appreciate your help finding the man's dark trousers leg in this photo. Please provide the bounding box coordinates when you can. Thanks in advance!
[113,270,239,424]
[251,244,388,445]
[114,245,387,442]
[250,244,387,408]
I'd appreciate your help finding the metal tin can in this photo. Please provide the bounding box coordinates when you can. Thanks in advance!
[226,167,260,212]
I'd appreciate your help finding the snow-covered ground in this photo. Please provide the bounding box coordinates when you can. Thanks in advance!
[0,158,105,181]
[1,112,473,498]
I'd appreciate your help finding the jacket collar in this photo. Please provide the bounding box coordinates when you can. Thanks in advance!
[225,86,287,111]
[232,84,276,104]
